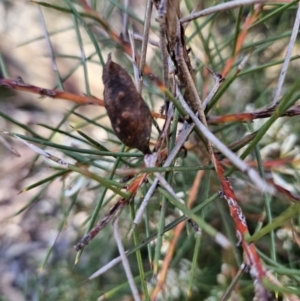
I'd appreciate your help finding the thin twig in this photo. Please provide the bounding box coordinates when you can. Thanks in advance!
[113,216,141,301]
[174,23,200,113]
[138,0,153,93]
[129,30,140,88]
[0,77,104,106]
[73,15,90,95]
[153,103,174,153]
[176,29,208,135]
[237,49,254,72]
[220,264,247,301]
[202,69,224,109]
[122,0,129,40]
[182,3,201,30]
[208,104,300,124]
[158,0,170,113]
[38,6,64,90]
[89,254,125,280]
[74,201,127,251]
[180,0,269,24]
[271,1,300,106]
[134,33,159,48]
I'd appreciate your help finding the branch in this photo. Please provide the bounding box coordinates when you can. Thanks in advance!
[180,0,269,24]
[0,77,104,106]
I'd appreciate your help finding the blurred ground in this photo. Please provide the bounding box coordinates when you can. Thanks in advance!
[0,2,109,300]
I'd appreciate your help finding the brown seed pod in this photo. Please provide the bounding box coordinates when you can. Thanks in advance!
[102,54,152,155]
